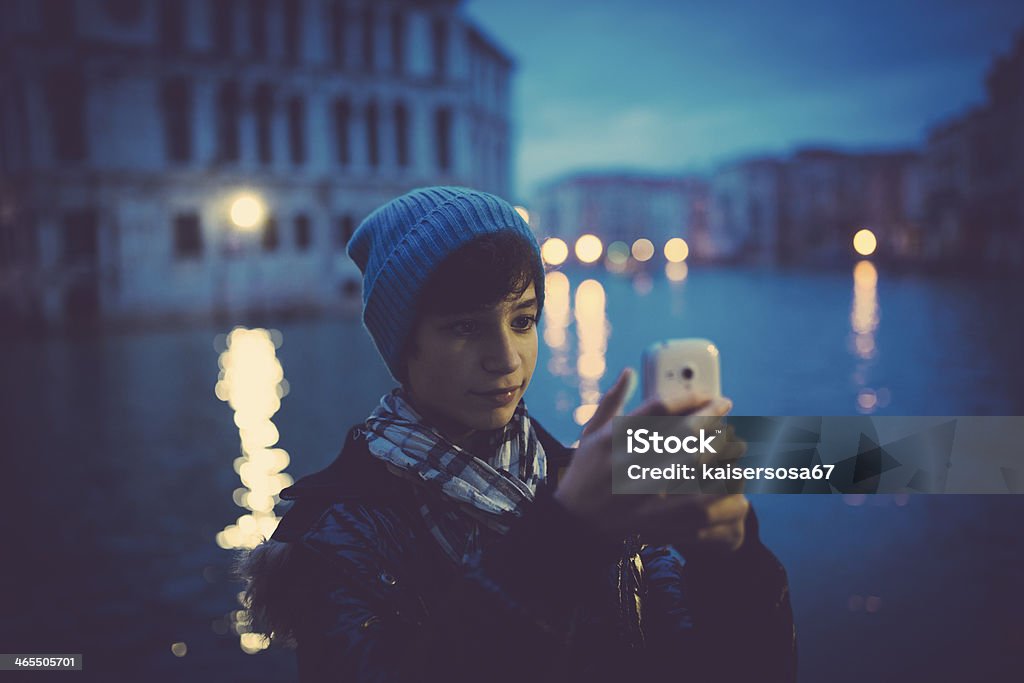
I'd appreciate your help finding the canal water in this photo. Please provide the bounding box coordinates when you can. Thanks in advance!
[2,263,1022,681]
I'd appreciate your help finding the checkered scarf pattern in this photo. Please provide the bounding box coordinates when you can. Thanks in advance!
[363,388,548,565]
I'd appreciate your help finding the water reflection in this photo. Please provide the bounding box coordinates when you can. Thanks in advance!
[665,261,689,282]
[543,272,572,378]
[849,260,888,413]
[214,327,294,654]
[573,279,609,425]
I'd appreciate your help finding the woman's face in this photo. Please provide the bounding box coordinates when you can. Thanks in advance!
[405,283,539,441]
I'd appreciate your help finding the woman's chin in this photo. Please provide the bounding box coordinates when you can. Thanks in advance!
[466,405,517,431]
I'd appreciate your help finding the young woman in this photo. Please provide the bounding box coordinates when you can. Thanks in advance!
[240,187,797,682]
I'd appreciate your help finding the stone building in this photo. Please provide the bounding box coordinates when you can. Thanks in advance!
[707,158,786,263]
[0,0,515,327]
[531,172,708,261]
[923,30,1024,270]
[709,148,923,265]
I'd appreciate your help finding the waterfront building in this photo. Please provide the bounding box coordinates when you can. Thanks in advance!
[707,157,786,263]
[923,30,1024,270]
[708,148,923,266]
[0,0,515,327]
[531,173,708,263]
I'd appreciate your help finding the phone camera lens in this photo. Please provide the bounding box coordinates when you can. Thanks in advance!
[682,367,694,380]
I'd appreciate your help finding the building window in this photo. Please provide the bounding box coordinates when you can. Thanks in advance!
[395,102,409,168]
[390,12,404,74]
[431,17,447,80]
[62,210,98,265]
[333,98,351,166]
[173,213,202,260]
[262,216,279,251]
[41,0,76,39]
[159,0,185,53]
[287,96,306,165]
[361,7,375,72]
[434,106,452,172]
[250,0,268,58]
[254,84,274,164]
[216,82,240,162]
[335,215,355,250]
[283,0,301,63]
[45,70,88,162]
[212,0,234,56]
[294,214,311,251]
[330,1,347,67]
[161,78,192,162]
[366,101,379,169]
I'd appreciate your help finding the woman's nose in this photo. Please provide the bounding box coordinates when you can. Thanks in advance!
[481,330,522,374]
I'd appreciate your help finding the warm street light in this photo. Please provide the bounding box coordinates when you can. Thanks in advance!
[853,228,877,256]
[664,237,689,262]
[513,205,530,224]
[541,237,569,266]
[230,193,267,231]
[575,234,603,263]
[631,238,655,262]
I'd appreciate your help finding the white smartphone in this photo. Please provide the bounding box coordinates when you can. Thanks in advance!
[642,338,722,404]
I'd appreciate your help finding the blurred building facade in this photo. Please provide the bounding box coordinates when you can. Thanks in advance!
[707,158,786,264]
[922,30,1024,270]
[531,173,709,259]
[709,149,924,265]
[0,0,515,328]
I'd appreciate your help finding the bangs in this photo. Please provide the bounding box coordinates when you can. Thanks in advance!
[417,232,541,316]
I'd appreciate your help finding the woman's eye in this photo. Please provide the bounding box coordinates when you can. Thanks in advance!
[512,315,537,331]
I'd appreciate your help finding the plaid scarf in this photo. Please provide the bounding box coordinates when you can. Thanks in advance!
[363,388,548,565]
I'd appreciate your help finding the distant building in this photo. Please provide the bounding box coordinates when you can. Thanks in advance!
[708,158,786,263]
[708,148,923,265]
[923,30,1024,270]
[0,0,515,328]
[531,173,708,260]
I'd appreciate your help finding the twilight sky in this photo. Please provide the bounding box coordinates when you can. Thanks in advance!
[464,0,1024,199]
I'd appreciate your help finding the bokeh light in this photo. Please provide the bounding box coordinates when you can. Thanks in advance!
[513,205,530,224]
[542,272,572,376]
[665,261,689,282]
[215,327,291,653]
[575,234,603,264]
[606,241,630,266]
[853,228,877,256]
[631,238,654,262]
[664,237,689,262]
[541,237,568,266]
[573,404,598,425]
[229,193,266,231]
[574,279,608,426]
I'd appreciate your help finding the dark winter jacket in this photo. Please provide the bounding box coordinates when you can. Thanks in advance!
[240,421,797,682]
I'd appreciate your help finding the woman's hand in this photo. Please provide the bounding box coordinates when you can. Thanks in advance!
[554,368,748,552]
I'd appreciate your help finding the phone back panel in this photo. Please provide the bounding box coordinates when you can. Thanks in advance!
[642,338,722,403]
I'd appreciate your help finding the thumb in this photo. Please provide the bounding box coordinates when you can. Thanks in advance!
[581,368,637,438]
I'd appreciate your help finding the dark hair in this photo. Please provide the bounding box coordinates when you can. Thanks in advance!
[420,232,541,315]
[398,232,543,381]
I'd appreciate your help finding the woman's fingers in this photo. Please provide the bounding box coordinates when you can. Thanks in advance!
[581,368,637,438]
[630,392,714,419]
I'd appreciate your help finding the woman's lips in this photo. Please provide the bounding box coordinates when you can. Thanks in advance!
[471,384,521,406]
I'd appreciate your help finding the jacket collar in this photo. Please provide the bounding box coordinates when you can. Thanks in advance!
[271,421,573,543]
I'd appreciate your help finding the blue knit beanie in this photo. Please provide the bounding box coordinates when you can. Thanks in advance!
[347,186,545,382]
